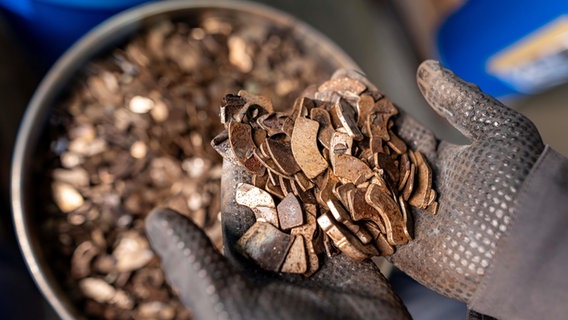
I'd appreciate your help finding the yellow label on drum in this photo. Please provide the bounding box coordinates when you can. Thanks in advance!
[488,16,568,93]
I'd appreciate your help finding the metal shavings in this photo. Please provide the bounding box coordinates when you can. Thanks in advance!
[42,15,336,319]
[215,72,438,276]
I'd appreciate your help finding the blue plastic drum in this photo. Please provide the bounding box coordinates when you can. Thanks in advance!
[437,0,568,98]
[0,0,154,71]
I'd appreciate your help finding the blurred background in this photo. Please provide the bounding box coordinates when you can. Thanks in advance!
[1,0,567,319]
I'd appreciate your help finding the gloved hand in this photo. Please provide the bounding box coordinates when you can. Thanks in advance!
[145,161,410,320]
[386,60,545,303]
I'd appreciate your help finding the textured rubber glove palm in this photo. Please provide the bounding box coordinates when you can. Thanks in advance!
[389,60,545,303]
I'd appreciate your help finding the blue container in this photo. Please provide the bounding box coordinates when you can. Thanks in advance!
[437,0,568,98]
[0,0,154,72]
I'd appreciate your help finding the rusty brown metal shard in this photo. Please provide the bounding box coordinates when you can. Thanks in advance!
[220,94,246,124]
[317,211,378,262]
[257,112,286,136]
[375,98,398,116]
[277,193,304,230]
[291,117,328,179]
[236,221,293,272]
[280,235,308,274]
[315,170,339,210]
[291,96,315,119]
[333,154,374,185]
[398,153,411,191]
[327,199,373,244]
[309,108,335,149]
[408,151,432,209]
[228,122,265,174]
[347,188,387,234]
[357,94,376,136]
[334,182,357,209]
[265,178,284,200]
[365,184,410,245]
[294,172,314,192]
[323,233,340,257]
[211,130,240,166]
[267,136,301,175]
[402,163,415,201]
[363,221,394,256]
[386,131,408,155]
[290,213,319,277]
[375,152,400,187]
[235,183,279,228]
[333,100,363,140]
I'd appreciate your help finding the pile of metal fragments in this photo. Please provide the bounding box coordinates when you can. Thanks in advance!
[213,74,438,277]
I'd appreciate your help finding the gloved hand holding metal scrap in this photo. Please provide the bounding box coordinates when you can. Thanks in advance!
[145,60,568,320]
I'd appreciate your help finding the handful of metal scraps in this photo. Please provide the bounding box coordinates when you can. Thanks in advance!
[212,72,438,277]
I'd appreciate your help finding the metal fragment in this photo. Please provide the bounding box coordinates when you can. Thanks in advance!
[235,183,279,227]
[386,130,408,155]
[278,175,295,196]
[332,100,363,140]
[375,152,400,186]
[236,221,293,272]
[375,98,398,116]
[327,199,373,244]
[220,94,246,124]
[265,178,284,200]
[408,151,432,209]
[277,193,304,230]
[402,163,416,201]
[334,182,357,208]
[291,96,315,119]
[309,107,335,149]
[317,211,378,262]
[347,188,387,234]
[252,129,267,149]
[398,196,414,241]
[280,235,308,274]
[228,122,265,174]
[252,173,268,189]
[424,201,439,215]
[398,154,411,191]
[294,172,314,191]
[333,154,374,185]
[329,131,353,169]
[363,221,394,256]
[290,213,319,277]
[356,94,376,136]
[257,112,286,136]
[290,117,328,179]
[365,184,410,245]
[323,233,340,257]
[315,170,339,210]
[267,136,301,175]
[211,130,240,166]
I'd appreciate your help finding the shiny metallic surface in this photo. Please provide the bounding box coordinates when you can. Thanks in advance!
[10,1,357,318]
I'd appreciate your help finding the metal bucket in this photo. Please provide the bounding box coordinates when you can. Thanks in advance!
[10,1,356,318]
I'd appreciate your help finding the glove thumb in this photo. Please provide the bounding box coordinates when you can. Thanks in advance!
[416,60,539,143]
[145,208,247,320]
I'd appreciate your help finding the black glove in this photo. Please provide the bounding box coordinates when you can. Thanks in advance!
[145,200,410,319]
[388,60,544,303]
